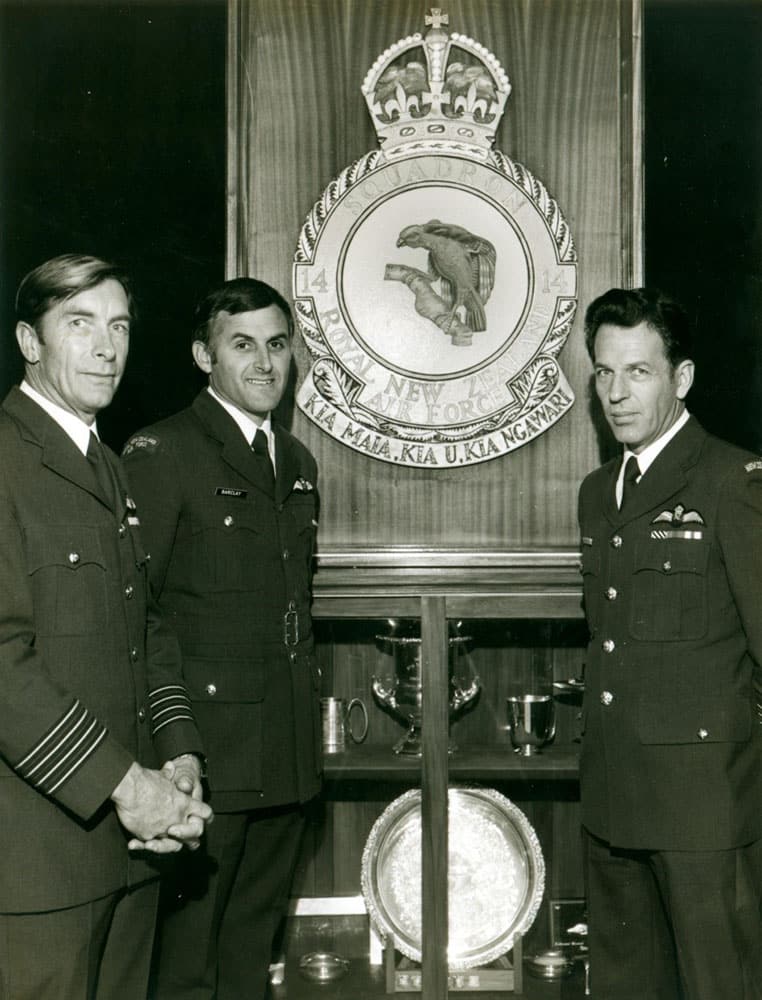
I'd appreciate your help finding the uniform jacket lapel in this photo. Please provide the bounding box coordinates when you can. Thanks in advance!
[273,424,301,504]
[105,445,129,520]
[610,417,706,527]
[3,387,109,508]
[192,390,274,498]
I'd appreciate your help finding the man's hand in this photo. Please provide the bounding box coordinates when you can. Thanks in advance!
[162,754,204,798]
[111,762,213,854]
[159,754,211,850]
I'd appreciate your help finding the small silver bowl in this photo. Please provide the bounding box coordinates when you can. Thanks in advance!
[298,951,350,983]
[526,948,573,980]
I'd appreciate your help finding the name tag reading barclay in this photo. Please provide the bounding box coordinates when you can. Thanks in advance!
[216,487,248,499]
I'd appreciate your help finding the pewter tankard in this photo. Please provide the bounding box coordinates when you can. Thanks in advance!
[320,696,369,754]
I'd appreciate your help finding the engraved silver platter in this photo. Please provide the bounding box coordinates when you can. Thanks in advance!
[361,786,545,970]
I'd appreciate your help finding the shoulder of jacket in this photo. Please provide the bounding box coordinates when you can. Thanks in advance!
[581,458,616,492]
[279,427,317,466]
[699,432,762,485]
[122,407,197,459]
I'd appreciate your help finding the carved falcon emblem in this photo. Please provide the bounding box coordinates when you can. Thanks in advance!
[387,219,496,343]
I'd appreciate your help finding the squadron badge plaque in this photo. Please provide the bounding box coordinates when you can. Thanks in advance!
[294,9,577,468]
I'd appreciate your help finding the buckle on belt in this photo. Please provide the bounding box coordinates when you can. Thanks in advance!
[284,601,299,647]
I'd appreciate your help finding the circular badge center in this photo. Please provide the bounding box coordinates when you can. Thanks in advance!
[340,184,531,378]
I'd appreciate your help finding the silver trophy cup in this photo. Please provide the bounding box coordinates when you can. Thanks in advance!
[506,694,556,756]
[372,623,480,756]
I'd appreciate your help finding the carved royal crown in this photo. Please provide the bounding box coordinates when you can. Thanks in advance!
[361,8,511,160]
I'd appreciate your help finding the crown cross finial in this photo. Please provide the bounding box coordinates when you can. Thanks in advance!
[425,8,448,30]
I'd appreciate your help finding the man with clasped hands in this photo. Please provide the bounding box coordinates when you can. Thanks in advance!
[0,254,212,1000]
[123,277,321,1000]
[578,287,762,999]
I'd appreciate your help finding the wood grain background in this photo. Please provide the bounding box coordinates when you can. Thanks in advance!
[228,0,641,552]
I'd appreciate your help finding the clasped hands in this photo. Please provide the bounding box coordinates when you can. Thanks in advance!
[111,756,213,854]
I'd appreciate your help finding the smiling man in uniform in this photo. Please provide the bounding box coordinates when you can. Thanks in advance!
[123,277,321,1000]
[578,287,762,999]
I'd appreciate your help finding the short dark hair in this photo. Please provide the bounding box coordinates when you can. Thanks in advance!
[193,277,293,348]
[584,287,693,368]
[15,254,135,330]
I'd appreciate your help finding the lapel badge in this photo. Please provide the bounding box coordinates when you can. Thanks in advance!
[745,459,762,472]
[126,495,140,526]
[650,503,704,540]
[293,477,314,492]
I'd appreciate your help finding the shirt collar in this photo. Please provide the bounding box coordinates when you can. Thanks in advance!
[207,386,274,461]
[615,409,689,507]
[20,380,96,456]
[622,408,690,477]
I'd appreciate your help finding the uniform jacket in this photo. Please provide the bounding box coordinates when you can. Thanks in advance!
[578,416,762,850]
[122,390,322,812]
[0,387,202,913]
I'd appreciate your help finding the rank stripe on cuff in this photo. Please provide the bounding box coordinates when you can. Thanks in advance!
[16,699,108,796]
[148,684,193,737]
[152,713,195,735]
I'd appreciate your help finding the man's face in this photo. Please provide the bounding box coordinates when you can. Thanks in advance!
[593,320,693,453]
[193,304,292,422]
[17,279,130,424]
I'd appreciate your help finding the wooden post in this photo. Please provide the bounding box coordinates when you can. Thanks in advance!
[420,596,449,998]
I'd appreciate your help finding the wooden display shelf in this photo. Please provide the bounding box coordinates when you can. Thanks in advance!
[311,547,584,621]
[322,745,579,781]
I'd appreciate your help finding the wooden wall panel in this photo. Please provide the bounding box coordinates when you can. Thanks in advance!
[228,0,641,551]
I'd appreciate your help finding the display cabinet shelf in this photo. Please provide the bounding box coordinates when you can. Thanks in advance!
[322,745,579,782]
[311,546,584,620]
[306,548,586,998]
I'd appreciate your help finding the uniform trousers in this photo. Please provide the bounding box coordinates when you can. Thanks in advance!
[0,880,159,1000]
[153,803,305,1000]
[584,828,762,1000]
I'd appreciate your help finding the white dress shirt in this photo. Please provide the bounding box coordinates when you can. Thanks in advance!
[615,409,690,507]
[207,386,275,470]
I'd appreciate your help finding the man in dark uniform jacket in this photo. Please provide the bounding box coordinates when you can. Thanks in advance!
[0,254,212,1000]
[123,277,322,1000]
[578,287,762,1000]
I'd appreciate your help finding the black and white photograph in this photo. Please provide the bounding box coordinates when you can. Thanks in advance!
[0,1,760,997]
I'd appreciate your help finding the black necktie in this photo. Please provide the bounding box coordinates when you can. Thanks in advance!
[620,454,641,511]
[87,431,116,508]
[251,428,275,494]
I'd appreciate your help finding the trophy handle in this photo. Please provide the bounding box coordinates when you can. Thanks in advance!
[451,675,480,712]
[371,675,398,710]
[347,697,369,743]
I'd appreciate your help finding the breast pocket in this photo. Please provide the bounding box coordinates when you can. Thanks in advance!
[188,499,270,591]
[26,525,108,636]
[629,537,710,641]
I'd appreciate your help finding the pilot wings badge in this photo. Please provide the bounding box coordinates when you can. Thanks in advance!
[293,9,577,468]
[650,504,705,540]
